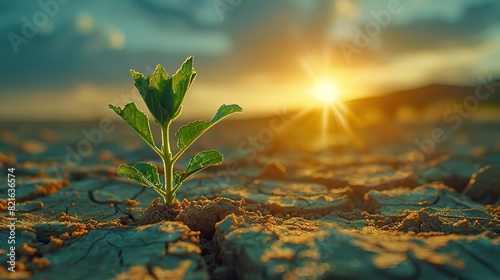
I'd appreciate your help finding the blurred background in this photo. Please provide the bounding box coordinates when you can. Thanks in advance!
[1,0,499,122]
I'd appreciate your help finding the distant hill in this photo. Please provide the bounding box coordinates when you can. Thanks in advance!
[346,82,500,117]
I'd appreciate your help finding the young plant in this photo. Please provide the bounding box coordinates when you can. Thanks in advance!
[109,56,242,204]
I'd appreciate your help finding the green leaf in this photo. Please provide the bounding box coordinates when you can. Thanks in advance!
[109,103,155,148]
[172,56,197,119]
[117,162,161,189]
[130,57,196,125]
[173,170,185,189]
[176,120,209,149]
[176,104,242,149]
[131,66,174,125]
[134,162,162,188]
[148,64,170,93]
[210,104,243,123]
[183,150,223,181]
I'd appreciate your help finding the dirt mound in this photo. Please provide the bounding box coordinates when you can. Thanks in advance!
[137,196,250,239]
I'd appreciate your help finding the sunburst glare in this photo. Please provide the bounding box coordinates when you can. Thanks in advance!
[291,53,364,150]
[312,81,341,105]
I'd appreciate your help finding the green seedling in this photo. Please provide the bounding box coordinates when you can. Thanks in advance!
[109,56,242,204]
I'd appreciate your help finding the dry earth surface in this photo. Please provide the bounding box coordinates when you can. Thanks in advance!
[1,117,499,279]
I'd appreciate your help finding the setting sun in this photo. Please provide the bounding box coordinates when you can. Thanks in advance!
[313,81,341,104]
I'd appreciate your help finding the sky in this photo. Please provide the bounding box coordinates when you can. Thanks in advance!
[1,0,499,121]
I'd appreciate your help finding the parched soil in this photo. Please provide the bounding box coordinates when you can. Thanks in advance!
[1,119,500,279]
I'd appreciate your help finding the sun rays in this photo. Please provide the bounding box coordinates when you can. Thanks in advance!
[312,81,341,105]
[288,53,365,149]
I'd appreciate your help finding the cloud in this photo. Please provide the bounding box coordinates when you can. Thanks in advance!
[0,0,234,92]
[389,0,494,24]
[1,0,500,121]
[378,1,500,56]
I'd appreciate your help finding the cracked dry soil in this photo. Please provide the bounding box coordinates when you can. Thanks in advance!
[1,119,500,279]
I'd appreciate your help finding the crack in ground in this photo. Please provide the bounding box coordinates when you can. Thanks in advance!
[105,239,124,268]
[199,237,228,280]
[72,231,112,265]
[88,190,123,205]
[115,205,137,223]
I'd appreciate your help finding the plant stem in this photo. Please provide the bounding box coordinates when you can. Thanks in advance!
[161,122,174,204]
